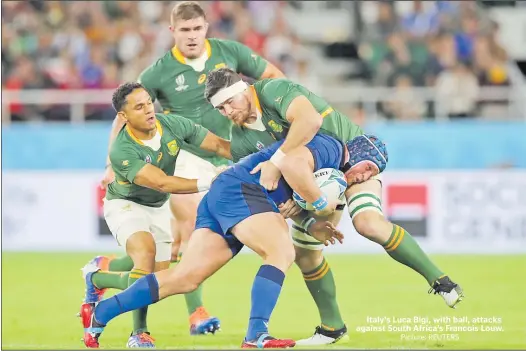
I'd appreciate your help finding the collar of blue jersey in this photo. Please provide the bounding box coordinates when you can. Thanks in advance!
[171,40,212,64]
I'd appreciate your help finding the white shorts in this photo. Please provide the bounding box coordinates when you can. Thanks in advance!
[173,150,218,181]
[291,224,325,251]
[103,199,173,262]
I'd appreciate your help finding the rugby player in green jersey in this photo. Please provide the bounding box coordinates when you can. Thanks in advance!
[205,68,465,344]
[80,82,231,347]
[95,1,285,337]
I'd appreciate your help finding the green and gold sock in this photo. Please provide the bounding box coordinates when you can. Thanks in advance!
[129,268,149,335]
[303,258,345,331]
[171,253,204,315]
[108,255,134,271]
[91,271,129,290]
[383,225,444,285]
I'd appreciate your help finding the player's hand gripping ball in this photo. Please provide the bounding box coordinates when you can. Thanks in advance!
[293,168,347,211]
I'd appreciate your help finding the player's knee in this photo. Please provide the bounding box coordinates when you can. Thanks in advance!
[352,211,389,242]
[266,244,295,271]
[294,246,323,272]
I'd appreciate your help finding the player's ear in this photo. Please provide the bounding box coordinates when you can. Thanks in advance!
[168,25,175,33]
[117,111,128,123]
[204,21,209,33]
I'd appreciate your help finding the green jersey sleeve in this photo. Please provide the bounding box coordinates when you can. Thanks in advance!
[230,127,259,162]
[167,114,209,147]
[226,40,267,79]
[261,79,305,121]
[137,65,159,102]
[110,146,147,183]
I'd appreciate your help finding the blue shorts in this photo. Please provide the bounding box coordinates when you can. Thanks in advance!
[195,175,279,256]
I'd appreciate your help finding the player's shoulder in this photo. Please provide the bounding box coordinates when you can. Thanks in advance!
[208,37,239,49]
[138,51,175,79]
[109,129,138,159]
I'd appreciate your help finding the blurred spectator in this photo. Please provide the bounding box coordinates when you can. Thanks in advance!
[2,1,301,121]
[399,0,440,39]
[362,1,400,41]
[425,32,458,86]
[435,61,480,118]
[383,75,426,120]
[377,32,426,86]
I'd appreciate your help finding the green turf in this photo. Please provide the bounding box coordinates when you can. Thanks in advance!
[2,253,525,349]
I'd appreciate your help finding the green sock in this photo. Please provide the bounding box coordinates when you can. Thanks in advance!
[91,271,129,290]
[303,258,345,331]
[129,269,149,334]
[108,255,134,271]
[171,253,204,315]
[383,225,444,285]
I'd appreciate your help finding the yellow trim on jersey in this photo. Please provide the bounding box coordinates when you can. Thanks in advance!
[320,107,334,118]
[171,39,212,64]
[117,180,130,185]
[126,120,163,145]
[125,125,144,145]
[156,119,163,136]
[250,85,262,114]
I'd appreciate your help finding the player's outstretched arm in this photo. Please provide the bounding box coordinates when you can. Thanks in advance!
[134,164,212,194]
[198,131,232,160]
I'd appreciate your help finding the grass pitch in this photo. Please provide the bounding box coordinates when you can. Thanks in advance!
[2,253,525,349]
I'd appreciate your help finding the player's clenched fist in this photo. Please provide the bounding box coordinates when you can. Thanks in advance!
[100,165,115,189]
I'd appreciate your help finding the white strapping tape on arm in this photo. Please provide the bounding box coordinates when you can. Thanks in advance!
[210,81,249,108]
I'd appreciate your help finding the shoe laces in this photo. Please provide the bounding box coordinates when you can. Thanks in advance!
[428,278,456,295]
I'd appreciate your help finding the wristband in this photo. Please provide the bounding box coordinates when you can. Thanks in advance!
[311,194,328,211]
[197,175,213,192]
[269,148,286,168]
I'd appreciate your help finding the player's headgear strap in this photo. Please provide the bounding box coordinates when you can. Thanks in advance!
[209,81,249,108]
[341,134,388,174]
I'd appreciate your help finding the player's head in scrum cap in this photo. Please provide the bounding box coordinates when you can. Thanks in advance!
[169,1,208,59]
[204,67,256,127]
[112,82,156,133]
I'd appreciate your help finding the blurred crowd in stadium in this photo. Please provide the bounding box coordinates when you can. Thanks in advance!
[1,0,513,121]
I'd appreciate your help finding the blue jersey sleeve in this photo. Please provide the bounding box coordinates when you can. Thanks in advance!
[305,134,344,171]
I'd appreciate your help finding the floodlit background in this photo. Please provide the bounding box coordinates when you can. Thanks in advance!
[2,1,526,349]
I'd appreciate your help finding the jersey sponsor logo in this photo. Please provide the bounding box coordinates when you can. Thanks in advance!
[256,141,265,150]
[175,74,189,92]
[145,155,152,163]
[215,62,226,69]
[274,96,283,103]
[167,140,180,156]
[122,160,129,166]
[198,73,206,85]
[121,204,132,211]
[268,120,283,133]
[157,152,163,163]
[251,54,259,60]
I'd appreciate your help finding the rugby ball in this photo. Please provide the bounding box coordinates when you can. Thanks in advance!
[293,168,347,211]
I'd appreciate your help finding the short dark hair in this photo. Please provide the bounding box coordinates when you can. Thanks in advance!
[171,1,206,26]
[112,82,144,112]
[204,68,242,102]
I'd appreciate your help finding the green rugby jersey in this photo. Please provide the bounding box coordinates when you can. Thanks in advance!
[138,38,267,166]
[251,78,364,143]
[107,113,208,207]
